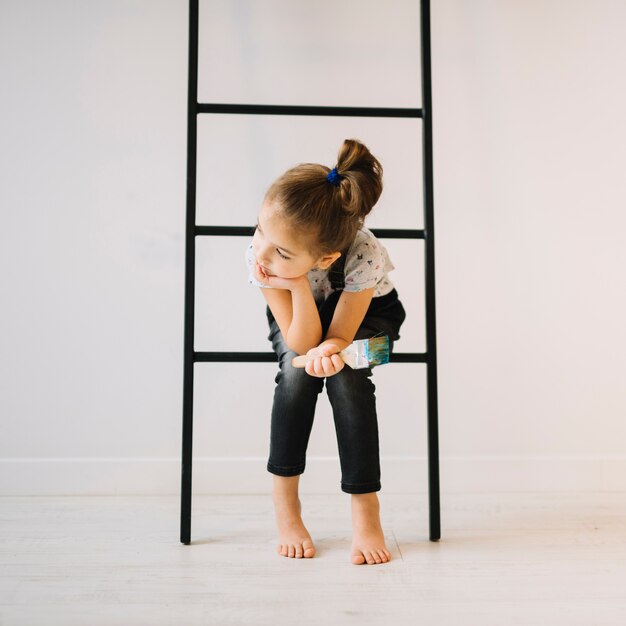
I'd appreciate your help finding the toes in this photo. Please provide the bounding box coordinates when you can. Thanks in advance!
[351,552,366,565]
[377,549,389,562]
[277,539,316,558]
[367,551,380,564]
[351,545,391,564]
[303,540,316,558]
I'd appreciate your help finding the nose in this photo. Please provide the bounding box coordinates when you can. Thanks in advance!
[254,242,271,267]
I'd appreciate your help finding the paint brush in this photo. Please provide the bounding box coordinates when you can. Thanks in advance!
[291,335,390,370]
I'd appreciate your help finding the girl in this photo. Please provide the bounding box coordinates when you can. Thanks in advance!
[245,139,406,565]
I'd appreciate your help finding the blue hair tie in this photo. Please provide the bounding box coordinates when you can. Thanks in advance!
[326,167,342,187]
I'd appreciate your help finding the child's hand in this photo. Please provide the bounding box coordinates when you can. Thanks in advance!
[304,343,345,378]
[254,261,308,292]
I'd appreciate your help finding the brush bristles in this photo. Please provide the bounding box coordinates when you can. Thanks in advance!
[340,336,390,369]
[365,336,390,366]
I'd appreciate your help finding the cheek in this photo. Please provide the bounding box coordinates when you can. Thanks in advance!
[252,238,270,262]
[251,234,259,254]
[285,260,311,277]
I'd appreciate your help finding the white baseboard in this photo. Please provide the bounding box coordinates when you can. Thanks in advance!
[1,456,625,495]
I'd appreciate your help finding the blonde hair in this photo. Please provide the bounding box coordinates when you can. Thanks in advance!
[264,138,383,257]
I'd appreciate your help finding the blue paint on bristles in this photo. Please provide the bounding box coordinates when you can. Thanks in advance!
[340,335,390,369]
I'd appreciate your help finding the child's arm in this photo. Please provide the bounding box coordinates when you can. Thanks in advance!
[322,287,375,350]
[254,262,322,354]
[303,287,375,378]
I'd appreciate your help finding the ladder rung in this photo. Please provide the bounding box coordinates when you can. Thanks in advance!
[195,226,254,236]
[195,226,425,239]
[196,352,276,362]
[197,103,423,118]
[195,351,427,363]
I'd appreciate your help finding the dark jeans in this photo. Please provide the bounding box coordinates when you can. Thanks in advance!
[265,288,406,494]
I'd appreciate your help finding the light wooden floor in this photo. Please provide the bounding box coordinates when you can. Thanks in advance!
[1,492,625,625]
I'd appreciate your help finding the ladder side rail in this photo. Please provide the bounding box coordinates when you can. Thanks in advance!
[420,0,441,542]
[181,0,199,546]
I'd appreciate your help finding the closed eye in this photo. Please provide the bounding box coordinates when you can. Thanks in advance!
[255,221,291,259]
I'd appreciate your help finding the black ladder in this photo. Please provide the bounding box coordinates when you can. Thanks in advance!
[181,0,441,544]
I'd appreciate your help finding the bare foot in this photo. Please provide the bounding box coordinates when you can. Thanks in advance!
[272,493,316,558]
[350,493,391,565]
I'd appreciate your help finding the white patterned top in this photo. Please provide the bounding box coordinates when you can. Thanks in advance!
[245,227,396,302]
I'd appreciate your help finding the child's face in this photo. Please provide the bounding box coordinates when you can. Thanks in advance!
[252,200,338,279]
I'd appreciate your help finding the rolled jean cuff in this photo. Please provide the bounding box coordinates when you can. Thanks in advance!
[341,480,381,494]
[267,461,306,477]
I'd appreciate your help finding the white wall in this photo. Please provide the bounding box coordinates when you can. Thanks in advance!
[1,0,625,495]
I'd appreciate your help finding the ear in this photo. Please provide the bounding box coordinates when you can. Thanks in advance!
[315,251,341,270]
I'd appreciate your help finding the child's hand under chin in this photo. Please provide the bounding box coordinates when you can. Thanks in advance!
[254,261,308,292]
